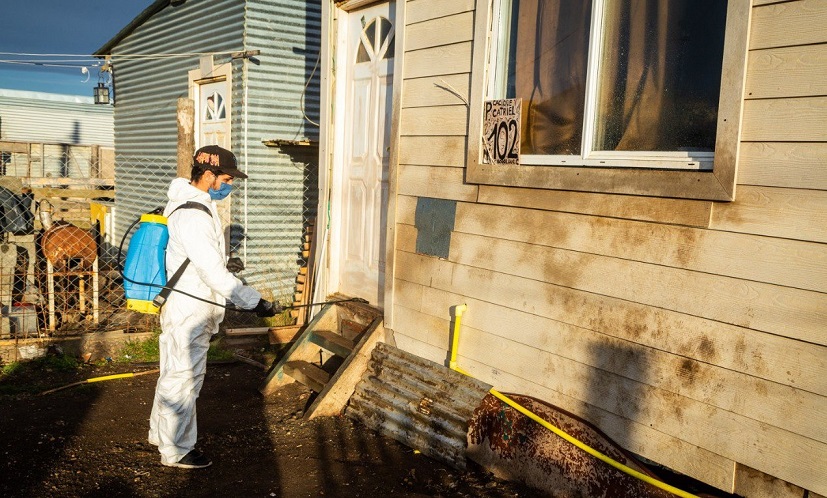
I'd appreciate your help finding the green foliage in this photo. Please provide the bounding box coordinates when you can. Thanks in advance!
[207,338,235,361]
[118,330,236,363]
[1,361,21,377]
[119,330,162,363]
[0,354,80,377]
[40,354,79,371]
[262,304,296,328]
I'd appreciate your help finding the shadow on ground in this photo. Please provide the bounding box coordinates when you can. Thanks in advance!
[0,360,538,497]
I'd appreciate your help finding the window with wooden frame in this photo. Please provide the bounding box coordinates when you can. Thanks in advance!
[466,0,751,201]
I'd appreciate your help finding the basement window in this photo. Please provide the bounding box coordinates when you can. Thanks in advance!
[466,0,751,201]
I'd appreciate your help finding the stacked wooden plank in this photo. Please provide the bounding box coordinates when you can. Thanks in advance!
[291,218,316,327]
[29,178,115,231]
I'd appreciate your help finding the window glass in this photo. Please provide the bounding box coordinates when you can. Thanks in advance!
[385,37,395,59]
[357,18,375,63]
[379,17,392,48]
[594,0,727,152]
[501,0,592,155]
[357,42,371,63]
[495,0,727,158]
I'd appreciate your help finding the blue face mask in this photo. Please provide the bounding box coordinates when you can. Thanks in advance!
[208,182,233,201]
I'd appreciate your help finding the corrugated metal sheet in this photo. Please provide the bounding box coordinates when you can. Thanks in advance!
[0,90,113,146]
[109,0,244,159]
[236,0,321,296]
[347,342,492,470]
[105,0,322,300]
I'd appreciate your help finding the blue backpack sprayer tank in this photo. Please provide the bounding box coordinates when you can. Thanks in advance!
[118,203,211,314]
[122,212,169,314]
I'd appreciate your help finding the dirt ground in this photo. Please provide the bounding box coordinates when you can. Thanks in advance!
[0,359,543,498]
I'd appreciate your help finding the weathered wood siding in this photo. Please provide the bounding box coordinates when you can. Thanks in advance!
[391,0,827,495]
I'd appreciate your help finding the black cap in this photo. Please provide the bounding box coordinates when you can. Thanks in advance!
[193,145,248,179]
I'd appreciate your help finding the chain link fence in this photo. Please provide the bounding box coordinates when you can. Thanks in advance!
[0,140,113,339]
[0,142,318,339]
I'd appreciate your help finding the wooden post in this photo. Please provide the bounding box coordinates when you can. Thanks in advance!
[79,277,85,315]
[177,98,195,179]
[91,145,100,178]
[47,260,55,332]
[92,257,99,325]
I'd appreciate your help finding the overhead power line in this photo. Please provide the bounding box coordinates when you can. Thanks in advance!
[0,50,244,60]
[0,60,93,69]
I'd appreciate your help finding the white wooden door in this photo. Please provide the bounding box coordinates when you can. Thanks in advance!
[338,2,395,307]
[197,80,230,148]
[194,77,232,248]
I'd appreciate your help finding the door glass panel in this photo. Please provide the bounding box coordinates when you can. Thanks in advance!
[357,43,371,63]
[379,18,391,47]
[385,37,395,59]
[204,91,225,121]
[199,80,230,148]
[357,18,375,63]
[357,17,395,63]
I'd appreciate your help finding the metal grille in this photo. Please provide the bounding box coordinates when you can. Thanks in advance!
[0,142,317,338]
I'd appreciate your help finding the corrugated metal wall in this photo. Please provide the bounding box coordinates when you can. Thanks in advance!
[235,0,321,293]
[0,90,113,146]
[110,0,246,235]
[244,0,321,142]
[109,0,321,300]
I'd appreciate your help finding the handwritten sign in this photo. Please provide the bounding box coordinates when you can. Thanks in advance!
[483,98,521,165]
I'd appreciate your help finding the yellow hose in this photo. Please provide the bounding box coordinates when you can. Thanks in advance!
[86,373,138,383]
[449,305,698,498]
[449,304,467,370]
[39,369,160,395]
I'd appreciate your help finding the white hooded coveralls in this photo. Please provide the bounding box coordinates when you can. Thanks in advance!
[149,178,260,465]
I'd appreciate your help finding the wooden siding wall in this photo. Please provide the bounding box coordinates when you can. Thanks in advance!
[390,0,827,495]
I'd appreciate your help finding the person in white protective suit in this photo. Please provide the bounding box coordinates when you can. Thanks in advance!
[148,145,280,469]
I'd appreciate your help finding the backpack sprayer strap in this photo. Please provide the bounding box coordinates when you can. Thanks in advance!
[151,202,212,309]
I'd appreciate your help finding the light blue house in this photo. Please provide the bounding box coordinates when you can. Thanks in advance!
[95,0,321,301]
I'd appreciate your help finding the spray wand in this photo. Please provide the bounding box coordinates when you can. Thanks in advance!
[117,211,369,312]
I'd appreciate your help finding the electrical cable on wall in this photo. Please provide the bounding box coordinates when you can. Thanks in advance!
[300,49,322,127]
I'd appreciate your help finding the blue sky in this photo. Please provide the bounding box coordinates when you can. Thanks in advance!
[0,1,153,96]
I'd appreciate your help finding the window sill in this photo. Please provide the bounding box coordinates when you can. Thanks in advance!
[518,154,713,171]
[466,161,735,201]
